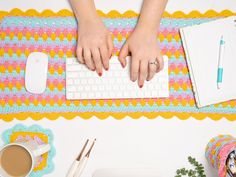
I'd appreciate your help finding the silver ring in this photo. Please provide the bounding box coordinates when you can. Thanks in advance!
[149,59,159,71]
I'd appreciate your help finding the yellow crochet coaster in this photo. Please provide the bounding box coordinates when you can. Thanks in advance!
[2,124,55,177]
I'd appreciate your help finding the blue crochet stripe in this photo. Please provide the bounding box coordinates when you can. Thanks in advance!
[3,37,182,49]
[1,101,236,114]
[1,16,217,29]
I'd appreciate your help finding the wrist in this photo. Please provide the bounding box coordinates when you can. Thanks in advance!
[135,23,159,37]
[78,13,101,26]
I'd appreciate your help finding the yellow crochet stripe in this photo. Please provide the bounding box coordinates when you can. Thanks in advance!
[1,99,235,108]
[0,32,181,43]
[0,112,235,122]
[0,8,236,21]
[0,98,198,108]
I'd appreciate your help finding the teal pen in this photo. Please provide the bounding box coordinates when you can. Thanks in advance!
[217,35,225,89]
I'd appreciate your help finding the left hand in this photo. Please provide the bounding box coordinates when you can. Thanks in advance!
[118,28,164,88]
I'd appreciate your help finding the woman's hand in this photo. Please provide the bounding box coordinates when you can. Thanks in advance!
[77,17,113,76]
[118,28,164,88]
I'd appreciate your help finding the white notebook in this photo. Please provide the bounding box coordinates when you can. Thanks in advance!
[180,16,236,107]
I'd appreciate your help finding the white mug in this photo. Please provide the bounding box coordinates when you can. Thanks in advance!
[0,140,50,177]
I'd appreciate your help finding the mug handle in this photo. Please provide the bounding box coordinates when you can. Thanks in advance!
[33,144,51,157]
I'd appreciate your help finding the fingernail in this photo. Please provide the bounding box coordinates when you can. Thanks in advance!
[121,63,125,68]
[98,72,102,77]
[92,68,96,71]
[110,54,112,59]
[139,84,143,88]
[105,67,109,71]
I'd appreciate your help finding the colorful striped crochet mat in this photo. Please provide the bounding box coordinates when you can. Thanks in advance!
[0,9,236,121]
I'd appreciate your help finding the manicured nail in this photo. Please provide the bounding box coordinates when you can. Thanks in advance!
[105,67,109,71]
[98,72,102,77]
[121,63,125,68]
[92,68,96,71]
[110,54,112,59]
[139,84,143,88]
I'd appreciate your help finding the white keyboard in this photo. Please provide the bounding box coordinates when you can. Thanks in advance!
[66,56,169,100]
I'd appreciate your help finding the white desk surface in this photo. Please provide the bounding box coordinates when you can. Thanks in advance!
[0,1,236,177]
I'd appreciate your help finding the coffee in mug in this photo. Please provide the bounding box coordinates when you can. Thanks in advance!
[0,141,51,177]
[0,145,32,177]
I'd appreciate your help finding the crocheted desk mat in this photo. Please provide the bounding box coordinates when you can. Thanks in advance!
[2,124,55,177]
[0,9,236,121]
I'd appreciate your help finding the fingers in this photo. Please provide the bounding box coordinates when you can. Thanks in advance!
[147,60,156,81]
[107,34,113,58]
[131,55,139,82]
[156,54,164,72]
[83,48,95,71]
[118,43,129,68]
[91,48,103,76]
[139,60,148,88]
[99,45,109,71]
[76,46,84,64]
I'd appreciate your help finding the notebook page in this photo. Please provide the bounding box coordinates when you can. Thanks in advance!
[181,16,236,107]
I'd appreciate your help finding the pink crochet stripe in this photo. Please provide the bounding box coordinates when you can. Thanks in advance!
[207,137,234,167]
[1,94,66,102]
[3,44,75,52]
[3,45,76,55]
[0,91,193,103]
[2,26,77,36]
[169,79,191,86]
[2,26,179,38]
[218,142,236,177]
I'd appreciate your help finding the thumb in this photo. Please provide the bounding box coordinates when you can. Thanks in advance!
[118,43,129,68]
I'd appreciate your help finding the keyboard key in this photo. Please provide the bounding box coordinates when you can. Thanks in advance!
[77,87,83,92]
[68,86,76,92]
[79,72,85,77]
[74,93,81,98]
[67,79,74,85]
[67,58,76,65]
[88,92,94,97]
[81,93,87,98]
[66,92,74,99]
[95,92,101,98]
[95,79,100,84]
[81,80,87,85]
[67,65,80,72]
[92,86,97,91]
[88,78,93,84]
[74,79,80,85]
[67,72,79,78]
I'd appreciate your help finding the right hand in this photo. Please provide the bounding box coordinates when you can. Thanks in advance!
[77,17,113,76]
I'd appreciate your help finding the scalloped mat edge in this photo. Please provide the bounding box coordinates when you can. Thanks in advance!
[0,112,235,122]
[0,9,236,20]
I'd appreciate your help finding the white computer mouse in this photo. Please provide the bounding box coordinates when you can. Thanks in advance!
[25,52,48,94]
